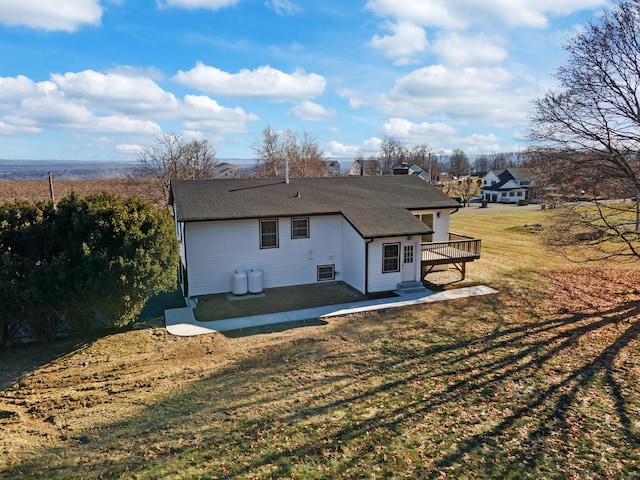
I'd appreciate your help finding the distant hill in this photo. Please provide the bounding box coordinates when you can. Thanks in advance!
[0,159,258,181]
[0,160,144,181]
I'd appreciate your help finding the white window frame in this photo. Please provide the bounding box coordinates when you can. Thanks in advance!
[259,219,279,249]
[382,243,401,273]
[291,217,309,239]
[403,245,414,264]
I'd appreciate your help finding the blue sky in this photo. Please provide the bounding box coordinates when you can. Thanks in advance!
[0,0,610,162]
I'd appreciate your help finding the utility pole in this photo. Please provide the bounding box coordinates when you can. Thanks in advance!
[48,172,56,205]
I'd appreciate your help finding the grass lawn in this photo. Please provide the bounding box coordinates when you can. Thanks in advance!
[1,206,640,479]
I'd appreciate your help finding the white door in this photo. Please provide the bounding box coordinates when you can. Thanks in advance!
[401,243,416,282]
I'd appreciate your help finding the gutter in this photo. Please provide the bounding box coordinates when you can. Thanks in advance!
[364,238,374,294]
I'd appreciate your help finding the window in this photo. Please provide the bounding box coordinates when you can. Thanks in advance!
[260,219,278,248]
[403,245,414,264]
[382,243,400,273]
[317,264,335,281]
[291,217,309,239]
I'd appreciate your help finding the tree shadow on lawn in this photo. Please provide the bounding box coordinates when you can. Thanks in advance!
[0,328,126,392]
[0,289,185,392]
[3,298,640,478]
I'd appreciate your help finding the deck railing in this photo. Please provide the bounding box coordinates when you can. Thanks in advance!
[421,233,481,262]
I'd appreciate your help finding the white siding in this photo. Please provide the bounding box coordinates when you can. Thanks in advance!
[367,237,405,293]
[413,209,451,242]
[483,170,501,186]
[341,219,365,293]
[184,215,344,296]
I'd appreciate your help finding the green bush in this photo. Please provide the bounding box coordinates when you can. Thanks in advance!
[0,193,178,346]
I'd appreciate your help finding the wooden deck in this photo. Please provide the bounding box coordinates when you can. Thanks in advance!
[421,233,481,279]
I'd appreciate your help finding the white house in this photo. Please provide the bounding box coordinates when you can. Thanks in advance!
[481,168,536,203]
[170,176,480,298]
[350,159,381,176]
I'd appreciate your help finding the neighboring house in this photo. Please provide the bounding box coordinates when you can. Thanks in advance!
[350,159,381,176]
[392,163,431,182]
[482,168,536,203]
[170,176,481,298]
[213,162,240,179]
[326,160,341,176]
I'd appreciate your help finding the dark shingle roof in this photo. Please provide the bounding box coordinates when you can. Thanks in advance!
[171,176,460,238]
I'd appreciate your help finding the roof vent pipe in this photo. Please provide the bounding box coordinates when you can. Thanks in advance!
[285,158,289,184]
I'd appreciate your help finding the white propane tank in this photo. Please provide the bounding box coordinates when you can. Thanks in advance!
[248,269,264,294]
[231,269,248,295]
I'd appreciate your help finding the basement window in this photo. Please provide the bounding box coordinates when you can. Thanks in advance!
[317,264,335,281]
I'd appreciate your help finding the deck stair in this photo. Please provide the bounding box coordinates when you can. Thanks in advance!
[395,281,429,296]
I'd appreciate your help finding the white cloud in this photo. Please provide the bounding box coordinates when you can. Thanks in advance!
[181,95,259,133]
[289,101,335,121]
[17,90,162,134]
[116,143,144,155]
[0,75,39,105]
[326,140,360,157]
[336,88,374,109]
[380,65,529,126]
[381,117,456,140]
[0,0,102,32]
[363,137,382,152]
[433,33,507,67]
[0,121,41,135]
[368,21,428,65]
[0,71,259,138]
[51,70,179,114]
[92,117,161,134]
[365,0,607,29]
[461,133,501,153]
[156,0,239,9]
[173,62,326,101]
[265,0,301,15]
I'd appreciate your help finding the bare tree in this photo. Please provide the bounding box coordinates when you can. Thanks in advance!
[442,177,483,207]
[252,126,326,178]
[448,149,470,178]
[138,133,218,204]
[252,126,285,178]
[530,0,640,261]
[288,130,326,177]
[377,137,405,175]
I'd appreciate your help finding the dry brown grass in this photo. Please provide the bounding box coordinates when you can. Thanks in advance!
[0,178,164,205]
[1,198,639,478]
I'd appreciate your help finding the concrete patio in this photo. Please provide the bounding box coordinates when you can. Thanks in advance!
[165,284,498,336]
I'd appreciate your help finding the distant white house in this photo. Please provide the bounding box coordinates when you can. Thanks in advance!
[350,159,381,176]
[170,176,480,298]
[213,162,240,179]
[481,168,536,203]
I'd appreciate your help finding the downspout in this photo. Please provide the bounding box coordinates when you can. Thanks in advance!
[364,238,374,294]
